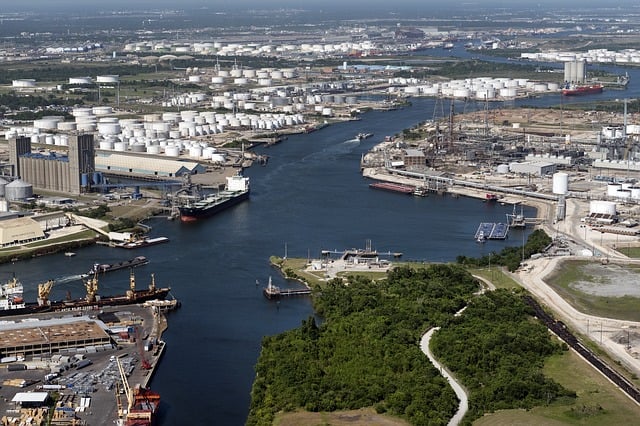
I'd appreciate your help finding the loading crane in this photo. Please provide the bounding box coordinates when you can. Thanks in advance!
[115,356,132,420]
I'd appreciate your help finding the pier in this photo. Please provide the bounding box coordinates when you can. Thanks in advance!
[475,222,509,241]
[263,277,311,299]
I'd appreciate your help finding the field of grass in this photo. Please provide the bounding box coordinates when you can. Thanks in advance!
[544,260,640,322]
[475,349,640,425]
[616,246,640,258]
[467,267,522,290]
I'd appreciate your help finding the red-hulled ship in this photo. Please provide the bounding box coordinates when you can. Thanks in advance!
[125,385,160,426]
[561,84,603,96]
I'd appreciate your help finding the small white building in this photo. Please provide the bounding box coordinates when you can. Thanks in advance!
[509,161,556,176]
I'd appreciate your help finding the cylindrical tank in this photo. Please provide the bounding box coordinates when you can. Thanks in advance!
[165,146,180,157]
[0,177,9,197]
[552,172,569,195]
[589,200,617,216]
[607,184,622,197]
[5,179,33,201]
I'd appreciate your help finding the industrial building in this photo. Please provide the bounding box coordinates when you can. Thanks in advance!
[95,151,205,178]
[8,134,95,195]
[564,60,586,84]
[0,217,46,247]
[0,317,112,359]
[509,161,557,176]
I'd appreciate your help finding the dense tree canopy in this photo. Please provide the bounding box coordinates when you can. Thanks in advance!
[248,262,572,425]
[431,290,575,422]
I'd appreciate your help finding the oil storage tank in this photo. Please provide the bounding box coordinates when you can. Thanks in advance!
[552,172,569,195]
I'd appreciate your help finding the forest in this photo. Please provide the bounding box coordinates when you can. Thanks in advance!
[247,262,572,425]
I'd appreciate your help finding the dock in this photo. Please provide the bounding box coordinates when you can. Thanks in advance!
[475,222,509,240]
[263,277,311,299]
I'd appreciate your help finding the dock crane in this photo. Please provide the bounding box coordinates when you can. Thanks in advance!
[115,356,158,426]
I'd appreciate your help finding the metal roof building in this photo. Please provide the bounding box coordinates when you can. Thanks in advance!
[0,217,46,247]
[95,152,206,178]
[0,316,112,358]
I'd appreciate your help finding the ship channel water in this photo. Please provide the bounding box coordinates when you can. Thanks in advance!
[2,82,640,424]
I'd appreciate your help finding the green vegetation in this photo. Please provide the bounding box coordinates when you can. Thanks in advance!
[467,267,521,290]
[248,265,572,426]
[544,260,640,322]
[431,290,574,423]
[248,264,479,426]
[616,246,640,258]
[394,60,558,80]
[475,349,640,425]
[456,229,552,271]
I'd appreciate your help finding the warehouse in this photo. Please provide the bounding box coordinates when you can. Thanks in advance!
[0,317,112,359]
[95,152,205,178]
[0,217,46,247]
[509,161,556,177]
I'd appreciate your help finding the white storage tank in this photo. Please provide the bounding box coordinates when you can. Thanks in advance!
[165,146,180,157]
[211,153,226,163]
[552,172,569,195]
[607,184,622,197]
[589,200,617,216]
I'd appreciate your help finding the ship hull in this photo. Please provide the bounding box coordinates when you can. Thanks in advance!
[179,190,249,222]
[0,288,170,318]
[561,85,603,96]
[88,256,148,276]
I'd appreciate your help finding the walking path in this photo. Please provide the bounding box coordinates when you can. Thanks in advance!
[420,328,468,426]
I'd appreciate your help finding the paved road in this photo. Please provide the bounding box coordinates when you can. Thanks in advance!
[420,328,468,426]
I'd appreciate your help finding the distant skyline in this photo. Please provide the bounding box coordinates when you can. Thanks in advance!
[4,0,640,12]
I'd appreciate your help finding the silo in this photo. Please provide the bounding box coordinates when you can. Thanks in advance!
[165,146,180,157]
[5,179,33,201]
[0,198,8,212]
[552,172,569,195]
[0,177,8,197]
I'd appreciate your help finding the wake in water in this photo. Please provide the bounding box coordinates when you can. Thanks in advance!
[53,274,85,284]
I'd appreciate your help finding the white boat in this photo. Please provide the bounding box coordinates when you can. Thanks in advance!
[476,231,486,243]
[64,252,76,257]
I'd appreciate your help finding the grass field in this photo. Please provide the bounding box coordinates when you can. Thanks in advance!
[475,349,640,425]
[544,260,640,322]
[467,267,522,290]
[616,246,640,258]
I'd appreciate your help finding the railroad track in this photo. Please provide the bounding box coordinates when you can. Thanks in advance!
[523,295,640,404]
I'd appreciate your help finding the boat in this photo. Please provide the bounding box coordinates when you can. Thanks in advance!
[561,83,603,96]
[178,174,250,222]
[64,252,76,257]
[369,181,415,194]
[0,276,25,312]
[0,270,171,318]
[485,193,499,202]
[113,237,169,249]
[125,385,160,426]
[86,256,149,276]
[356,132,373,140]
[476,231,486,243]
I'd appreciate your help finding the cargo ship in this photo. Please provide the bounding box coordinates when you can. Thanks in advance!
[125,385,160,426]
[0,270,170,317]
[86,256,148,277]
[178,174,250,222]
[561,83,603,96]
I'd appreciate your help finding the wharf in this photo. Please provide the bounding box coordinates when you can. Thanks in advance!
[263,277,311,299]
[475,222,509,240]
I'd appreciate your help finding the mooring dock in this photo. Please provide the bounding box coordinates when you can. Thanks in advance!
[475,222,509,240]
[263,277,312,299]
